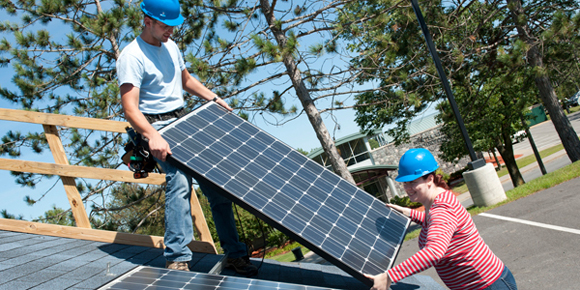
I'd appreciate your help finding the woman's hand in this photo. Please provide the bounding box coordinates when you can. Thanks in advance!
[386,203,411,217]
[365,272,392,290]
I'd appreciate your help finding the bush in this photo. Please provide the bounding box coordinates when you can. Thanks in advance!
[389,195,422,208]
[436,168,450,182]
[196,189,292,254]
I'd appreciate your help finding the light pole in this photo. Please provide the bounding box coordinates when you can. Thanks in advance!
[409,0,507,206]
[409,0,486,170]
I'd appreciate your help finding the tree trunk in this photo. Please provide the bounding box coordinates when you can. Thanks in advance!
[259,0,356,184]
[496,142,525,188]
[491,150,501,171]
[507,0,580,163]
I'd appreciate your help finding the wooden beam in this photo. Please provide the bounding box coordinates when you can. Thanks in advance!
[43,125,91,229]
[0,158,166,185]
[190,188,216,248]
[0,108,129,133]
[0,218,217,254]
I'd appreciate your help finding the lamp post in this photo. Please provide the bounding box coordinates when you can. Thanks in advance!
[409,0,507,206]
[409,0,486,170]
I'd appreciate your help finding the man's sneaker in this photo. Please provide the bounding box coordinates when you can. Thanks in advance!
[165,261,190,271]
[226,256,258,276]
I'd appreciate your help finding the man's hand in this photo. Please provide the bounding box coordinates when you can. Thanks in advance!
[365,272,392,290]
[215,97,233,111]
[147,133,172,162]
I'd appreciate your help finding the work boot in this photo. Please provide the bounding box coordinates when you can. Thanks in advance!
[226,256,258,276]
[165,261,190,271]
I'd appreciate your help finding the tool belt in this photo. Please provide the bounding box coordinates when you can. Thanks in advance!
[143,107,187,124]
[122,127,158,179]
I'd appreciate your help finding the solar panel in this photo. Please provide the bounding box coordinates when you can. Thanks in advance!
[100,266,336,290]
[160,103,410,286]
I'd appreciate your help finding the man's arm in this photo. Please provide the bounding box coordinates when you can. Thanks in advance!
[181,69,233,111]
[120,83,172,161]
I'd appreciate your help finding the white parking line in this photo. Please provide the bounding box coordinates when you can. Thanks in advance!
[479,213,580,235]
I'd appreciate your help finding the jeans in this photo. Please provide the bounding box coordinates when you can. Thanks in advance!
[485,265,518,290]
[152,119,248,262]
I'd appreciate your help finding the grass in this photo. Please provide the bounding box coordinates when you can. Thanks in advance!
[567,105,580,114]
[494,144,564,178]
[403,160,580,241]
[268,244,310,262]
[266,241,311,262]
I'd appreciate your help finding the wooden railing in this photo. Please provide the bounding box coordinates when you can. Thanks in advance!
[0,108,216,254]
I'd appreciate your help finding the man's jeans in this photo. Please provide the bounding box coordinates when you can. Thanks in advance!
[152,119,248,262]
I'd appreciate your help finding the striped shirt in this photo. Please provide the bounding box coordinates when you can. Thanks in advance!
[387,191,504,290]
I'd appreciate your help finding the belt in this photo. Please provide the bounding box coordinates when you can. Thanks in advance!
[143,107,187,124]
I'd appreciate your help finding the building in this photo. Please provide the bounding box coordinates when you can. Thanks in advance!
[307,112,472,202]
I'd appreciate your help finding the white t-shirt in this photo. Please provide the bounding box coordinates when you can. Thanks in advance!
[116,36,185,114]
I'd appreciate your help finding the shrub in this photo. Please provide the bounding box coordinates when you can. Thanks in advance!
[389,195,422,208]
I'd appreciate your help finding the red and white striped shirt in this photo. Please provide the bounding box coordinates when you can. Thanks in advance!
[387,191,504,290]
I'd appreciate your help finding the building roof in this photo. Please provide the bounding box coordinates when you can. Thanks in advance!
[307,129,382,158]
[349,165,398,173]
[384,112,439,144]
[0,229,445,290]
[308,112,439,159]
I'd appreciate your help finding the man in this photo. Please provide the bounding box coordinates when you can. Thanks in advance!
[116,0,258,276]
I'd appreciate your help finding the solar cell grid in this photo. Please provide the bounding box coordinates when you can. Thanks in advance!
[101,266,338,290]
[160,103,410,286]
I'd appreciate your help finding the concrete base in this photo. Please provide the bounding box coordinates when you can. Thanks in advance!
[463,163,507,207]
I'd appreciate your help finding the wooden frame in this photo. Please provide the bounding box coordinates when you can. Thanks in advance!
[0,108,216,254]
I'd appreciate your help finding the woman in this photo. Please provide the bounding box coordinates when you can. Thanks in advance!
[366,148,517,290]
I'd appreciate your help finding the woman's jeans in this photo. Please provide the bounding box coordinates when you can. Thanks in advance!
[152,119,248,262]
[485,265,518,290]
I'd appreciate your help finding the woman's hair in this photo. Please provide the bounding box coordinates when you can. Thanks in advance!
[424,172,450,190]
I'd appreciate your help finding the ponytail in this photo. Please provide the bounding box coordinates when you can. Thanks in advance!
[424,172,450,190]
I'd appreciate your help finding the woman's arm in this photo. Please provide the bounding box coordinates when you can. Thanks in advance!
[386,206,457,283]
[387,203,425,224]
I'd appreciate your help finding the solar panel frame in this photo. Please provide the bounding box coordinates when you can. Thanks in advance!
[158,103,410,287]
[99,266,340,290]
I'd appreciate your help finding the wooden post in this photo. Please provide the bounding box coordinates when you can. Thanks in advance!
[190,188,216,249]
[43,125,91,229]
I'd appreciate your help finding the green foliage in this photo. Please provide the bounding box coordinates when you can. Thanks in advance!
[1,209,23,220]
[389,195,422,209]
[91,183,166,236]
[36,206,75,226]
[338,0,580,153]
[196,188,291,253]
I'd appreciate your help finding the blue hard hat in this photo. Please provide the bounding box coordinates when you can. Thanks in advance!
[395,148,439,182]
[141,0,184,26]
